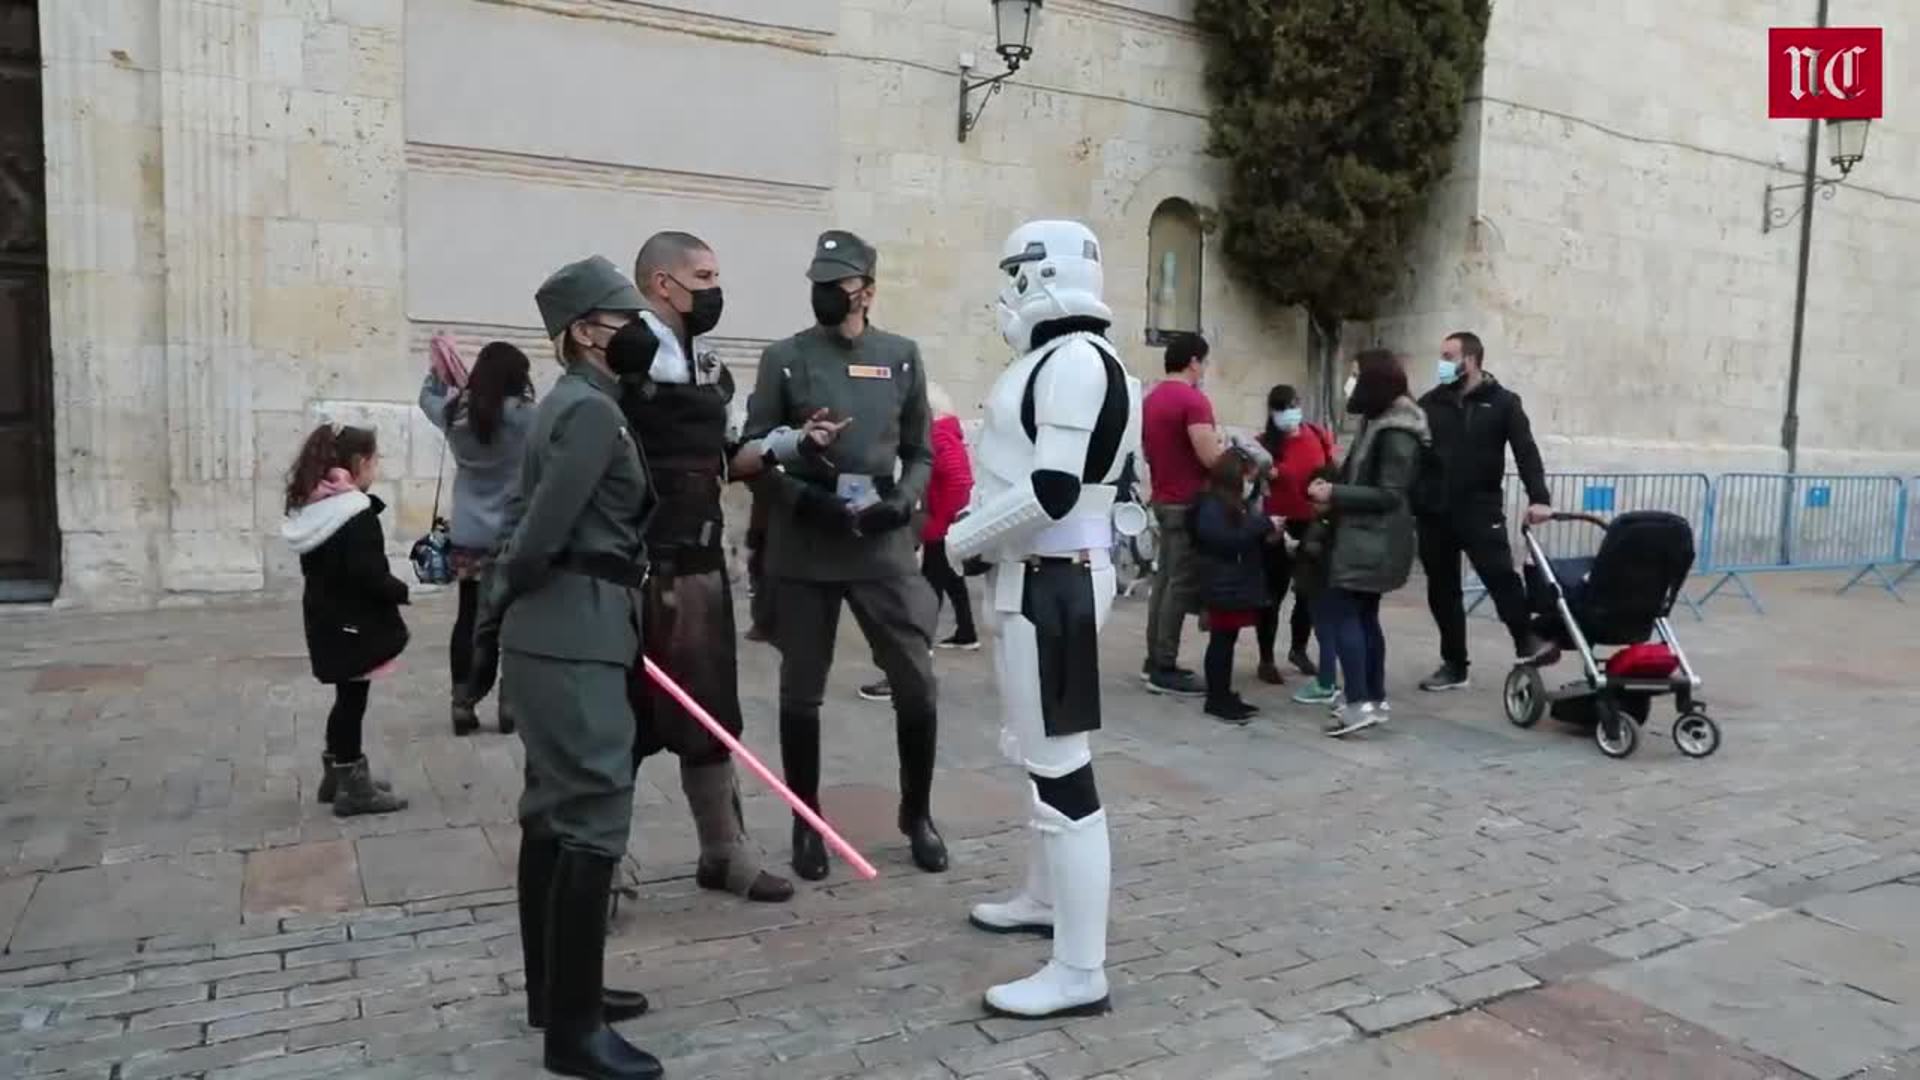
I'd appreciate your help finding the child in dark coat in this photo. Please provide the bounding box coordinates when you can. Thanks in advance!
[280,423,411,817]
[1191,448,1279,724]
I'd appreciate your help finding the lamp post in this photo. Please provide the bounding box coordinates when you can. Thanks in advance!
[1771,114,1872,485]
[958,0,1042,143]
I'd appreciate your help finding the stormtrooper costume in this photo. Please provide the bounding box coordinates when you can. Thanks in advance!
[945,221,1141,1019]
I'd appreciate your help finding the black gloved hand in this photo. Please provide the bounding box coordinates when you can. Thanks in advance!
[791,483,855,536]
[853,493,914,537]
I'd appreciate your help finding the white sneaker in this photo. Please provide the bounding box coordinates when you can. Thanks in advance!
[1372,701,1391,726]
[1328,703,1380,737]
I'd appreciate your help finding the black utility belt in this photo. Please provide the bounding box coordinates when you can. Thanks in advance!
[1025,553,1092,568]
[649,543,726,579]
[555,552,649,589]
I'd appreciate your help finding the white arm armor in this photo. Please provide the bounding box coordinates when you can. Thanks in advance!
[947,338,1107,562]
[741,426,813,466]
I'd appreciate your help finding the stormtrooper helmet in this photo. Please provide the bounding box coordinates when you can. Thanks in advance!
[995,220,1112,351]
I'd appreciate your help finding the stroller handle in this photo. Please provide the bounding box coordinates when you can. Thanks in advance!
[1522,511,1609,535]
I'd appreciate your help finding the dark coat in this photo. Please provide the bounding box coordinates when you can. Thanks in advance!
[298,496,411,684]
[1414,373,1551,516]
[1191,491,1274,612]
[1327,398,1431,595]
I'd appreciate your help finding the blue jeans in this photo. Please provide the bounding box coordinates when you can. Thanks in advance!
[1317,588,1386,705]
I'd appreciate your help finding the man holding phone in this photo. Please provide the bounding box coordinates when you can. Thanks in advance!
[743,230,949,883]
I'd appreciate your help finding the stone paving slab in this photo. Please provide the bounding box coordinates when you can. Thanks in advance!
[0,575,1916,1077]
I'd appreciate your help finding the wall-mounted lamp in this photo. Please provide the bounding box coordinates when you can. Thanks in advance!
[1763,117,1872,233]
[958,0,1042,143]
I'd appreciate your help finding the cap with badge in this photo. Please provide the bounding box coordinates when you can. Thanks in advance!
[535,255,646,339]
[806,230,878,284]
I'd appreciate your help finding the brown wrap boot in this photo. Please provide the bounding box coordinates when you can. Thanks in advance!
[683,762,793,902]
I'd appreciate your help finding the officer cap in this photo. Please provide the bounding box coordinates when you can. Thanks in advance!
[805,230,878,284]
[535,256,645,339]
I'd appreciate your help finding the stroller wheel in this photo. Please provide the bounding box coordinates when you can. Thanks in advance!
[1673,712,1721,759]
[1503,665,1547,728]
[1593,698,1639,759]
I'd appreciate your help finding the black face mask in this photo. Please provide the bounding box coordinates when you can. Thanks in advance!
[605,319,659,380]
[811,282,854,326]
[673,279,724,338]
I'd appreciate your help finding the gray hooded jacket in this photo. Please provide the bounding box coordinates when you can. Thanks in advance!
[1326,396,1433,594]
[419,372,536,551]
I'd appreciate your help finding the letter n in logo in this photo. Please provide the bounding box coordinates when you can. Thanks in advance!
[1770,27,1884,119]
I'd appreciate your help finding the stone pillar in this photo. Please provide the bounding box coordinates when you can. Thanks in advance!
[41,1,172,606]
[158,0,261,592]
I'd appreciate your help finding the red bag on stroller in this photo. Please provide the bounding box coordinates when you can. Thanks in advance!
[1605,642,1679,680]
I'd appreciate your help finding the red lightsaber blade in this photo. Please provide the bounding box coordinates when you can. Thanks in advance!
[641,657,879,880]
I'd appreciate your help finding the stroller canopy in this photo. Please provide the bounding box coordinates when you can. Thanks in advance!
[1572,511,1697,644]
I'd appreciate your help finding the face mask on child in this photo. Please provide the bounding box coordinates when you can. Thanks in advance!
[1271,407,1303,432]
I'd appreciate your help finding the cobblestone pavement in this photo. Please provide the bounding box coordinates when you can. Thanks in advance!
[0,574,1916,1079]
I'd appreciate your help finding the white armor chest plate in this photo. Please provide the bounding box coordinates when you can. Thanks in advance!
[974,337,1142,558]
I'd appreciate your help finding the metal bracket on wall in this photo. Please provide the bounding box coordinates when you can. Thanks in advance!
[1762,176,1840,234]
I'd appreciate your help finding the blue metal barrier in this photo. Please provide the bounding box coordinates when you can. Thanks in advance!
[1895,476,1920,593]
[1694,473,1906,612]
[1462,472,1711,620]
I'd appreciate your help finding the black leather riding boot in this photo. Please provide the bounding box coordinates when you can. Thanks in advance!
[895,704,948,873]
[541,847,663,1080]
[519,831,649,1030]
[780,708,828,881]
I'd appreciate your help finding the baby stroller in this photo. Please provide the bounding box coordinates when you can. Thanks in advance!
[1502,511,1721,760]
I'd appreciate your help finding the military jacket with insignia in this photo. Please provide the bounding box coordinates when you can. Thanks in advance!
[744,324,932,581]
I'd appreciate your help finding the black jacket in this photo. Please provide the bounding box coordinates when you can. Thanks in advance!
[293,495,411,684]
[1415,373,1551,515]
[1191,491,1274,612]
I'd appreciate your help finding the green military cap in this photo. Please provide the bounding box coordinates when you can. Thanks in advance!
[805,230,878,283]
[535,255,645,339]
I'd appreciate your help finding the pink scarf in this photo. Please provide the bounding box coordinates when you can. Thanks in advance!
[306,467,359,505]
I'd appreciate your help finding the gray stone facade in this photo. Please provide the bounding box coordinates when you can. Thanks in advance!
[26,0,1920,606]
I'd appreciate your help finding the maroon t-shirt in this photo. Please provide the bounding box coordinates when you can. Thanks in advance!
[1142,378,1215,505]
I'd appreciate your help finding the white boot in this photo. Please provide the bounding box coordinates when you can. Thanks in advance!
[984,809,1111,1019]
[969,833,1054,937]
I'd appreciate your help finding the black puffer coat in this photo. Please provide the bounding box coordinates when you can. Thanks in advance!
[284,493,411,684]
[1191,491,1274,612]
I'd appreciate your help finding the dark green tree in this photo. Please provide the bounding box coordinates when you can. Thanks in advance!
[1193,0,1490,405]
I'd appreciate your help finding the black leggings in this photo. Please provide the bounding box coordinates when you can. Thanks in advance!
[1204,629,1239,702]
[449,578,498,698]
[1256,528,1314,663]
[920,540,976,639]
[327,681,369,762]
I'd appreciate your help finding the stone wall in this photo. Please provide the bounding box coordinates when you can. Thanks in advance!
[43,0,1914,607]
[1365,0,1920,479]
[44,0,409,606]
[42,0,1301,607]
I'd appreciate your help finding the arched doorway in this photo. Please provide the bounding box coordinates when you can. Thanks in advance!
[0,0,55,600]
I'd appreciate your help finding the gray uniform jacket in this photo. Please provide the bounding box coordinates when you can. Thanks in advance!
[494,363,655,664]
[744,324,932,582]
[418,372,534,551]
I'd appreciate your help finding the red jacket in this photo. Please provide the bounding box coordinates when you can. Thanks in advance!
[1264,423,1336,521]
[922,414,974,542]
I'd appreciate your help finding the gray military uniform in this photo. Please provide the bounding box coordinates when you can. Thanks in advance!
[743,230,944,875]
[495,266,655,861]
